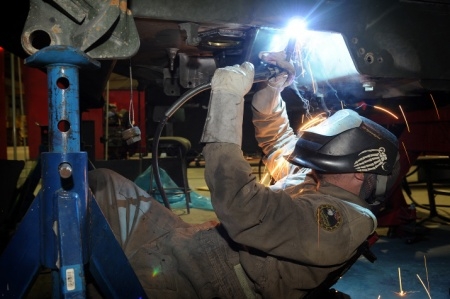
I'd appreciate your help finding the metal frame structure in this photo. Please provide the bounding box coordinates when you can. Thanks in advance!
[0,46,147,298]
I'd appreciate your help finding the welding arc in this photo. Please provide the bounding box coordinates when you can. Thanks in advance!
[285,37,296,62]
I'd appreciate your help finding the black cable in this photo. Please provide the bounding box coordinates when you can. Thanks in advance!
[152,83,212,209]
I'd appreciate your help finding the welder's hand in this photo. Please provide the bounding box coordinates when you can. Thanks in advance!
[251,51,295,114]
[259,51,295,90]
[201,62,255,146]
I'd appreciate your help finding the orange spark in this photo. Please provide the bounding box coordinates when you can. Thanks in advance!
[398,267,405,296]
[374,105,399,119]
[298,112,327,131]
[429,94,440,120]
[260,172,271,185]
[269,158,290,181]
[417,274,432,299]
[307,61,316,94]
[399,105,410,133]
[424,255,430,294]
[402,142,411,166]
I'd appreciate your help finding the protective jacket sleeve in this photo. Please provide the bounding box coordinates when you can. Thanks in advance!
[252,98,302,182]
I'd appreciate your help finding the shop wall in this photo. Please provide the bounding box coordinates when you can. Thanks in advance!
[23,65,47,160]
[0,48,6,159]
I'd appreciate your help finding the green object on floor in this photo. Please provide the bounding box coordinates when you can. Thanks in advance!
[134,166,213,211]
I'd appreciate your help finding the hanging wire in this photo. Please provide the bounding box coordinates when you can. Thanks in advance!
[128,60,135,127]
[105,80,110,160]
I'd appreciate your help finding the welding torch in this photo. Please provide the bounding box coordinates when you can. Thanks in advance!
[254,36,296,82]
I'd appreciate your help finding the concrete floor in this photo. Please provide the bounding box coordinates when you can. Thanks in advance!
[3,153,450,299]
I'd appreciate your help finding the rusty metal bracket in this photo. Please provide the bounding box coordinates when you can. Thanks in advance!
[21,0,140,59]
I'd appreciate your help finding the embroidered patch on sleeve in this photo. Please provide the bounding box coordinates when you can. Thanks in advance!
[317,204,342,231]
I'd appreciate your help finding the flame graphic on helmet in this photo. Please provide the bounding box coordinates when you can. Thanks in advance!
[354,147,388,172]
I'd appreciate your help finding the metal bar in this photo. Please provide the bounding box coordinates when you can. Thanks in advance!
[17,57,27,161]
[10,53,17,160]
[105,80,109,160]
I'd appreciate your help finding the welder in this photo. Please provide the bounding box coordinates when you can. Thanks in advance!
[88,51,400,298]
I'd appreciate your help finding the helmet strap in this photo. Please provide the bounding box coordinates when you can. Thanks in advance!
[375,174,388,202]
[359,173,377,204]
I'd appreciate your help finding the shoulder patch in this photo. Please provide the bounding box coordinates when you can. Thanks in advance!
[317,204,342,231]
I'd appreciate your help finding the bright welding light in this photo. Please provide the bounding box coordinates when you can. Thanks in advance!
[285,18,307,41]
[263,17,307,52]
[265,18,359,80]
[259,16,361,119]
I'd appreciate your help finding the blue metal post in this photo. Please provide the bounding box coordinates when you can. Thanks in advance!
[29,46,95,297]
[0,46,147,299]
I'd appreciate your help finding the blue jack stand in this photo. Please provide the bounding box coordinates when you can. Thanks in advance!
[0,46,147,299]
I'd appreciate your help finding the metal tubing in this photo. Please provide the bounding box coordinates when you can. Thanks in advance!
[46,65,80,153]
[27,46,98,296]
[10,53,17,160]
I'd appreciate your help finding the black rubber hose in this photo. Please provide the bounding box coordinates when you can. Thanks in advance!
[152,82,212,209]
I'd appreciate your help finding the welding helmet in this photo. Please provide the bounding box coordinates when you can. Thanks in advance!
[287,109,400,205]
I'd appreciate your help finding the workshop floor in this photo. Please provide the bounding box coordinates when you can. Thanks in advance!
[7,155,450,299]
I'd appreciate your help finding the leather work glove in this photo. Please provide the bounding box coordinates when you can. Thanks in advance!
[252,51,295,114]
[200,62,255,146]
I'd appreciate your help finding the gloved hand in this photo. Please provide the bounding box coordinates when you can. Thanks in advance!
[252,51,295,114]
[200,62,255,146]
